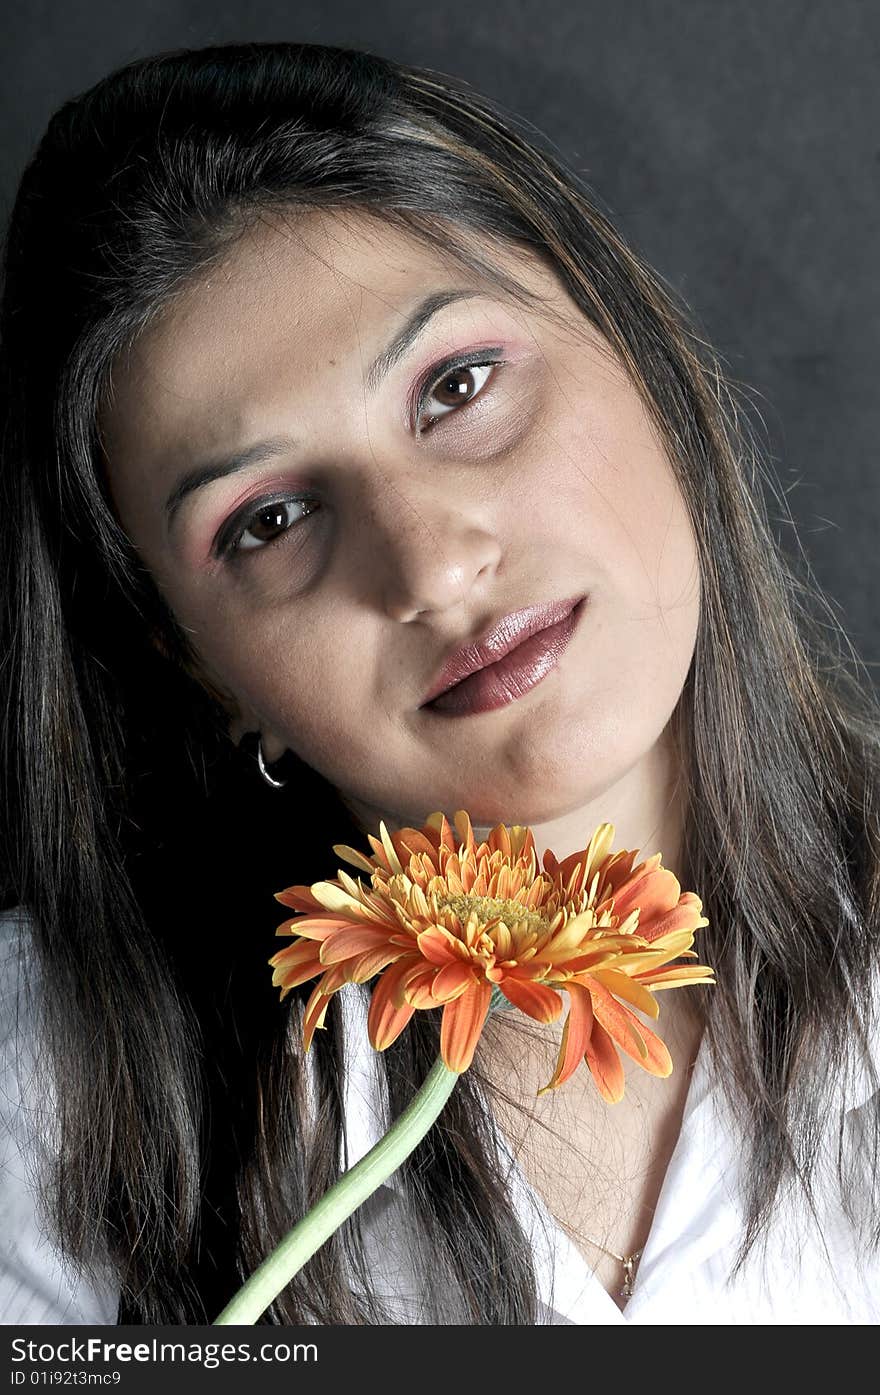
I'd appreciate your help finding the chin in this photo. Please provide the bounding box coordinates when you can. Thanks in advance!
[423,778,597,831]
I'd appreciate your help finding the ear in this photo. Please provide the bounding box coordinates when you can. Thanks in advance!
[216,693,288,763]
[242,723,289,764]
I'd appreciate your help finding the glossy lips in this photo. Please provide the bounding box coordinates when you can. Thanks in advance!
[421,595,587,716]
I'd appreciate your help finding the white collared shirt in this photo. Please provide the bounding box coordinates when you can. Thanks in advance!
[2,906,878,1325]
[336,976,880,1325]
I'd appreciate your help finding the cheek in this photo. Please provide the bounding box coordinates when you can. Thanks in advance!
[548,380,700,618]
[618,446,699,607]
[192,604,389,779]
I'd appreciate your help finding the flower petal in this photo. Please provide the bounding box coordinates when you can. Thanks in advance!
[395,829,443,862]
[499,977,564,1025]
[548,937,642,974]
[594,847,639,894]
[540,912,598,958]
[453,809,476,855]
[589,980,672,1077]
[611,858,681,924]
[365,827,400,875]
[624,1015,672,1076]
[440,980,492,1072]
[308,881,389,922]
[584,1019,626,1102]
[344,945,405,983]
[368,961,417,1050]
[269,936,322,970]
[269,939,324,991]
[274,916,353,942]
[537,981,594,1094]
[417,927,466,966]
[584,823,617,879]
[587,978,649,1059]
[318,925,394,965]
[607,930,698,976]
[274,884,327,913]
[395,959,434,1006]
[331,843,378,874]
[590,967,660,1019]
[635,891,709,943]
[488,822,512,860]
[302,981,333,1051]
[636,964,716,990]
[550,823,615,894]
[405,968,445,1009]
[424,811,457,852]
[431,961,477,1003]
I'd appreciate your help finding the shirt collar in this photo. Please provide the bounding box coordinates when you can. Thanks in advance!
[335,968,880,1187]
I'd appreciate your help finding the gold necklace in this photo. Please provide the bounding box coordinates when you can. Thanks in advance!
[580,1235,644,1298]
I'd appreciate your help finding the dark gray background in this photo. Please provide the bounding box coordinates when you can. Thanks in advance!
[3,1,877,681]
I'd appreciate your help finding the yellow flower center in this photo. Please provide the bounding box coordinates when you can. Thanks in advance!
[436,892,550,936]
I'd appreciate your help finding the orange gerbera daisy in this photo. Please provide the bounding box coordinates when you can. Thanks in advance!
[269,811,714,1102]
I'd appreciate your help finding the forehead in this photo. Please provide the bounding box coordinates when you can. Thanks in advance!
[99,209,554,459]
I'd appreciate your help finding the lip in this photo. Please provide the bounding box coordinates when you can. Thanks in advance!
[420,594,587,714]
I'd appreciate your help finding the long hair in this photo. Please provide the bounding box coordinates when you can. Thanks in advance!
[1,40,878,1324]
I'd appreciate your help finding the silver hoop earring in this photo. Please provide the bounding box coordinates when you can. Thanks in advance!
[257,735,288,789]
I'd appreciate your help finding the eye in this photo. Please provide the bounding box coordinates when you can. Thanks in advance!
[415,355,505,433]
[217,495,318,558]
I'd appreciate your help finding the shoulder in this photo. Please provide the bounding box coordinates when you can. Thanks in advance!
[843,949,880,1115]
[0,904,119,1325]
[0,901,33,973]
[0,904,41,1073]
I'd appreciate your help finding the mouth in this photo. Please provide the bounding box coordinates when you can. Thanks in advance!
[420,594,587,718]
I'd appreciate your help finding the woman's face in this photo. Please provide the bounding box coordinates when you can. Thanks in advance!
[100,208,700,829]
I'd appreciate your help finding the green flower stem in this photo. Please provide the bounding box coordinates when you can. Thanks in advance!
[213,1053,460,1325]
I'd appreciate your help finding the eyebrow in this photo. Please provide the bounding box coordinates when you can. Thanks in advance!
[364,288,478,391]
[163,287,482,529]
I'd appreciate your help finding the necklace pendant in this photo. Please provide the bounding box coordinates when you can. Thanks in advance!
[620,1250,643,1299]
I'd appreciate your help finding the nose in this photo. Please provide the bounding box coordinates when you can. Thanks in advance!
[354,478,503,623]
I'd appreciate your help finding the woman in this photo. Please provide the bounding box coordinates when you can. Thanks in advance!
[1,40,878,1326]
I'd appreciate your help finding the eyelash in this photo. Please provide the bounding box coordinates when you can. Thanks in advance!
[412,348,506,432]
[216,349,507,560]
